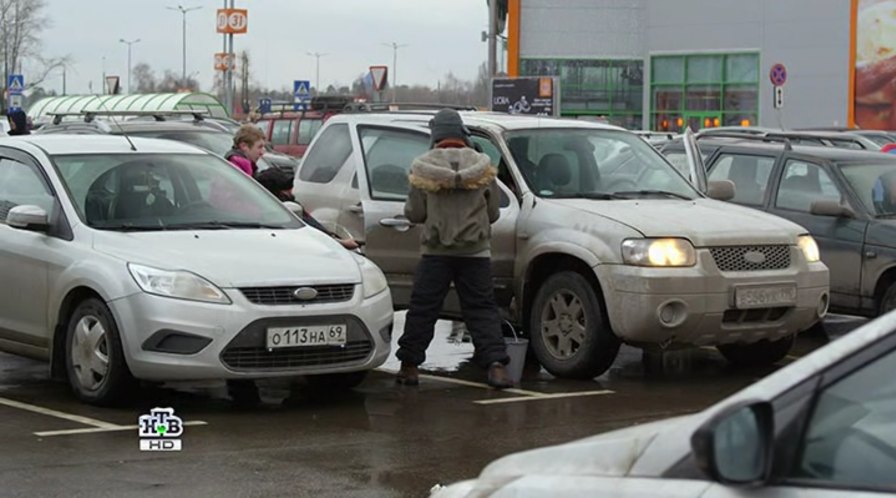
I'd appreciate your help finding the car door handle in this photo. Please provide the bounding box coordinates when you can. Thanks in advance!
[347,203,363,214]
[379,217,412,231]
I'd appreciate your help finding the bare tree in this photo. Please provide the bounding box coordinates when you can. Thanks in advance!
[0,0,68,91]
[132,63,156,93]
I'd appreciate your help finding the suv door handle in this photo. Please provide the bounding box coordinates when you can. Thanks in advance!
[347,203,363,214]
[379,217,412,232]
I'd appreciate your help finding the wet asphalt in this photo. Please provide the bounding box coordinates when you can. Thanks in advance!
[0,313,867,498]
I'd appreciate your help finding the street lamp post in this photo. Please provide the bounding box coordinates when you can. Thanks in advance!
[167,5,202,87]
[119,38,141,94]
[306,52,327,95]
[382,42,408,103]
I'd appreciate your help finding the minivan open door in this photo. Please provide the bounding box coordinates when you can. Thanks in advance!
[683,127,708,193]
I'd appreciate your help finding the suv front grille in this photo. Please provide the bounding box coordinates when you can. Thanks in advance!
[240,284,355,305]
[710,245,790,272]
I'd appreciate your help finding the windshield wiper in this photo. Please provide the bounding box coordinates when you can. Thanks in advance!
[91,223,166,232]
[613,190,693,200]
[547,192,626,200]
[166,221,285,230]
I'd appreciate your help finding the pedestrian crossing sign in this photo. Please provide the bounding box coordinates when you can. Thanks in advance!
[7,74,23,95]
[294,80,311,99]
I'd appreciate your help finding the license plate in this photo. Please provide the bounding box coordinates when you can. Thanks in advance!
[266,324,346,349]
[735,285,797,309]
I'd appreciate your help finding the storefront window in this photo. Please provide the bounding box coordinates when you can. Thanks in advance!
[650,53,758,131]
[521,58,643,129]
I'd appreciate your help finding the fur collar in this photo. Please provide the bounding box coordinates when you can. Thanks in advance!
[408,148,496,192]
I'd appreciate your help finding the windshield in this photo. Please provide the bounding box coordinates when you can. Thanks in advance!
[52,153,302,231]
[839,160,896,217]
[505,128,698,200]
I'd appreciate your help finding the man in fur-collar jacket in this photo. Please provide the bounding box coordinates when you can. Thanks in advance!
[395,109,513,389]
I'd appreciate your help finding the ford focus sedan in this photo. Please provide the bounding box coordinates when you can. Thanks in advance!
[0,135,393,405]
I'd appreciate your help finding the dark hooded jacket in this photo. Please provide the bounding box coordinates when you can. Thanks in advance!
[404,147,500,256]
[7,109,29,136]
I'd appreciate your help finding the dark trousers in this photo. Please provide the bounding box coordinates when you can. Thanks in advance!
[397,255,509,369]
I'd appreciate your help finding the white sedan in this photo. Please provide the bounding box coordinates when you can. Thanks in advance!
[434,313,896,497]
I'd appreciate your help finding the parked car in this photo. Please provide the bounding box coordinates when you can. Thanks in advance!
[37,113,299,176]
[434,306,896,498]
[0,135,393,405]
[293,111,830,379]
[256,96,355,158]
[663,135,896,318]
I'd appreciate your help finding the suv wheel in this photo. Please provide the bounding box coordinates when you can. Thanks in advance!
[65,298,136,405]
[879,282,896,315]
[529,272,620,379]
[717,335,795,367]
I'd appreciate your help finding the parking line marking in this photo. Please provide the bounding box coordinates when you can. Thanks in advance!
[474,390,615,405]
[0,396,119,429]
[375,368,545,397]
[35,421,208,438]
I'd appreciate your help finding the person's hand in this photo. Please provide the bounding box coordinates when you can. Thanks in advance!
[338,238,360,250]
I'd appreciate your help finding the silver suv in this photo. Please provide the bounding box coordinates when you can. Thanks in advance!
[293,112,830,379]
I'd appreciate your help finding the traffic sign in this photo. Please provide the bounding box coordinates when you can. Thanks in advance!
[105,75,120,95]
[7,94,22,111]
[773,85,784,109]
[369,66,388,91]
[214,52,235,71]
[769,63,787,86]
[294,80,311,99]
[216,9,248,34]
[259,98,272,114]
[7,74,24,95]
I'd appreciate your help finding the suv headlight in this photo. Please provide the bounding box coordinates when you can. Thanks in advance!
[798,235,821,263]
[622,238,696,267]
[128,263,231,304]
[354,255,388,298]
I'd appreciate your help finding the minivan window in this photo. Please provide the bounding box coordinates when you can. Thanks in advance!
[298,124,352,184]
[53,153,302,231]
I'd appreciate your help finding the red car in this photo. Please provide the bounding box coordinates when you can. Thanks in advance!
[256,96,353,158]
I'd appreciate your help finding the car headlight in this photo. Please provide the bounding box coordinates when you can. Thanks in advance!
[798,235,821,263]
[622,238,696,267]
[128,263,231,304]
[354,255,388,298]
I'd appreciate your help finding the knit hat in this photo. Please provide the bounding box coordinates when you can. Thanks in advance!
[429,109,471,147]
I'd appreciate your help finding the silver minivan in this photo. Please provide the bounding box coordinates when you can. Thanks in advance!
[0,135,393,405]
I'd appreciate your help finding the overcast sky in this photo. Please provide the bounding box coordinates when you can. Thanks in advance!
[40,0,491,95]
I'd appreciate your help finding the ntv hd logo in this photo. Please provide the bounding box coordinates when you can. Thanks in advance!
[138,407,184,451]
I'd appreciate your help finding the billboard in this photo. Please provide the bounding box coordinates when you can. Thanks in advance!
[491,76,559,116]
[854,0,896,129]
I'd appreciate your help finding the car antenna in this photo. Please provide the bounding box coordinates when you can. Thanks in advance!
[88,96,137,151]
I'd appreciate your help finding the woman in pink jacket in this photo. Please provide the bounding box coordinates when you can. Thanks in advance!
[225,124,265,176]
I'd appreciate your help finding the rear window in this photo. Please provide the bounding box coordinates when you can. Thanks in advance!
[298,123,352,183]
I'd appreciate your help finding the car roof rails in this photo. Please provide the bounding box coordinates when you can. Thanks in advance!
[343,102,479,113]
[695,131,792,151]
[76,110,209,122]
[764,130,862,141]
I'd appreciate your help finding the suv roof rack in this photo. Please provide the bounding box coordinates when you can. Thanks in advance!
[695,131,792,151]
[49,109,208,125]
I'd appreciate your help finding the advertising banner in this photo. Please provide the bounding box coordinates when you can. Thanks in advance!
[491,76,559,116]
[854,0,896,129]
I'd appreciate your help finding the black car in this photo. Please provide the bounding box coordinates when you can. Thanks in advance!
[37,114,298,175]
[663,135,896,318]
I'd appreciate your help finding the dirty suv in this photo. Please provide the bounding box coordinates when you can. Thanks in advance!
[293,112,830,379]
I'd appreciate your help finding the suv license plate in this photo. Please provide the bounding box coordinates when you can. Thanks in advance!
[735,285,797,309]
[266,324,346,349]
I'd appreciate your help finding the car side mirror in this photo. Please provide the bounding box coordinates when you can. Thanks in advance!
[691,400,774,486]
[810,199,855,218]
[7,205,50,232]
[283,201,304,218]
[707,180,736,201]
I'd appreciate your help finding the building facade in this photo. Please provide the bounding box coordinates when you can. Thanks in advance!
[507,0,853,131]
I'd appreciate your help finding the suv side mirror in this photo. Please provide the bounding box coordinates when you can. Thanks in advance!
[7,205,50,232]
[707,180,736,201]
[811,199,855,218]
[283,201,304,218]
[691,400,774,486]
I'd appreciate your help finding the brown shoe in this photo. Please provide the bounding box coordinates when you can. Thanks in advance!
[487,362,514,389]
[396,363,419,386]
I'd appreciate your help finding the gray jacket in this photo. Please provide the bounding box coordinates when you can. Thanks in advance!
[404,147,501,256]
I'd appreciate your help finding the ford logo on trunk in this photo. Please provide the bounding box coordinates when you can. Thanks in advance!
[293,287,318,301]
[743,251,767,264]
